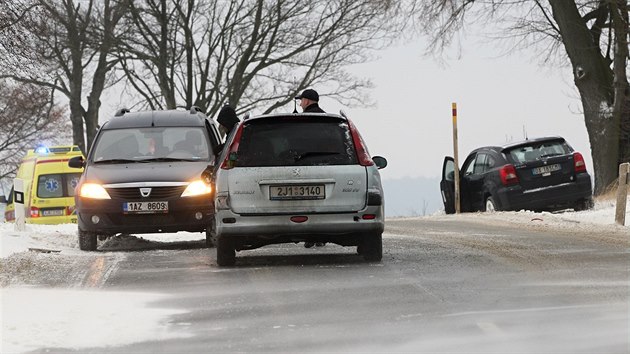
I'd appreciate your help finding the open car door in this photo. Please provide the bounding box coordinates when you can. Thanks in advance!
[440,156,455,214]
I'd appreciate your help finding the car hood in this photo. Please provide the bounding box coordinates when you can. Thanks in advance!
[83,161,210,184]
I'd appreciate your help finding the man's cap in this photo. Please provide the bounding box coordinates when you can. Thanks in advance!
[295,89,319,102]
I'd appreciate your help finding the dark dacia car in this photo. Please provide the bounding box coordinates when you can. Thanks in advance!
[440,136,593,213]
[68,107,223,250]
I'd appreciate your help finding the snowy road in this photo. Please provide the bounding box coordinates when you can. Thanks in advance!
[2,214,628,353]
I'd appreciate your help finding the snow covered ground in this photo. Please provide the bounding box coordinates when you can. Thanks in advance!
[1,198,628,353]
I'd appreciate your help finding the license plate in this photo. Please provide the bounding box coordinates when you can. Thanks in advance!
[270,185,325,200]
[123,201,169,214]
[532,164,561,176]
[42,209,65,217]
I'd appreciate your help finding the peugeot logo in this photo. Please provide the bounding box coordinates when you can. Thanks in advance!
[292,168,301,177]
[140,188,152,197]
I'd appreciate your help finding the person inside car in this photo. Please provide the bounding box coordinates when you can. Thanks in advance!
[295,89,325,113]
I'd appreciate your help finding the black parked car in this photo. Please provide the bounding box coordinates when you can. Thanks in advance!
[68,108,223,250]
[440,136,593,213]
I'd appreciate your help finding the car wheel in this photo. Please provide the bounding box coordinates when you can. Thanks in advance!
[485,196,498,212]
[216,238,235,266]
[574,197,594,211]
[362,232,382,262]
[78,229,97,251]
[205,229,215,248]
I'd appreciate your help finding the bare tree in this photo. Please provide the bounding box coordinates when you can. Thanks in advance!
[0,0,128,153]
[0,81,67,181]
[415,0,629,195]
[115,0,408,117]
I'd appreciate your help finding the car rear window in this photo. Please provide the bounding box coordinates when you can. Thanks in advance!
[235,117,358,167]
[37,173,81,198]
[505,140,572,164]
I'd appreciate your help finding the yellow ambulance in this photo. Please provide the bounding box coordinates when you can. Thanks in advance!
[5,145,84,224]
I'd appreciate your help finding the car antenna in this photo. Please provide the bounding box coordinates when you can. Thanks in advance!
[523,125,528,140]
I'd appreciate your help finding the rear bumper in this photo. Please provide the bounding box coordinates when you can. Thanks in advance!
[215,205,384,242]
[497,173,592,211]
[27,215,77,225]
[76,196,213,235]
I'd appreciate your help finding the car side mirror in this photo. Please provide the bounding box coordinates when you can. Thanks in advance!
[0,195,6,204]
[201,164,215,184]
[68,156,85,169]
[372,156,387,169]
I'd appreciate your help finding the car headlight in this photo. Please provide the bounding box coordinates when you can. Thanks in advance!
[79,183,111,199]
[181,180,212,197]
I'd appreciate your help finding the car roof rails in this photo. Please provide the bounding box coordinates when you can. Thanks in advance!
[115,108,130,117]
[190,106,203,115]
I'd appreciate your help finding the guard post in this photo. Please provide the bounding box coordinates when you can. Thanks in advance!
[615,162,629,225]
[452,103,461,213]
[14,178,26,231]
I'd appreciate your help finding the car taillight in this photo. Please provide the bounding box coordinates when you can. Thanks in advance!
[220,124,244,170]
[347,118,374,167]
[30,206,40,218]
[573,152,587,173]
[499,164,519,186]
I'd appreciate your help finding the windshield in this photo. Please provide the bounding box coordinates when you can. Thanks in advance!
[235,118,358,167]
[91,127,212,163]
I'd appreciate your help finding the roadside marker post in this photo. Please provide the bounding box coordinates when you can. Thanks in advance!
[452,103,461,214]
[14,178,26,231]
[615,162,629,225]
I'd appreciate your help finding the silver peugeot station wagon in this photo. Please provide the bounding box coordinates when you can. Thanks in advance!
[209,112,387,266]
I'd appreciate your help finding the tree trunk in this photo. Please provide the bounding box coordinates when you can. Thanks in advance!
[611,1,630,168]
[549,0,618,195]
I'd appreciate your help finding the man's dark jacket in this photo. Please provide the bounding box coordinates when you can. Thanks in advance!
[304,103,325,113]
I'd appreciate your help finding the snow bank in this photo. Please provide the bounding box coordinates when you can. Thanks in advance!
[1,287,190,353]
[0,223,205,259]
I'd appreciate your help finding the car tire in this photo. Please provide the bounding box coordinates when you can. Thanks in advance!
[485,196,498,212]
[78,230,97,251]
[574,197,594,211]
[216,238,235,266]
[362,232,382,262]
[205,229,215,248]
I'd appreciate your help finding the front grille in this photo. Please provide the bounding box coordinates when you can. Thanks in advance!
[109,213,177,225]
[106,186,187,200]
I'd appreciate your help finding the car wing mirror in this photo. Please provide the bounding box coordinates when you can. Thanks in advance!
[372,156,387,169]
[201,164,215,184]
[0,195,6,204]
[68,156,85,169]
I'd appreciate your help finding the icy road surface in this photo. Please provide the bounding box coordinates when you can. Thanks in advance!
[1,201,629,353]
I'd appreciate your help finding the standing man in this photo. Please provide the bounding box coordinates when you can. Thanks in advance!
[217,104,240,138]
[295,89,325,113]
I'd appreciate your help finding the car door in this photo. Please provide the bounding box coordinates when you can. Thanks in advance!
[440,156,455,214]
[458,153,479,212]
[465,153,490,211]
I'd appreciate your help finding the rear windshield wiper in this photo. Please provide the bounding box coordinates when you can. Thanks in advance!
[138,157,201,162]
[93,158,146,164]
[294,151,340,162]
[539,153,563,159]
